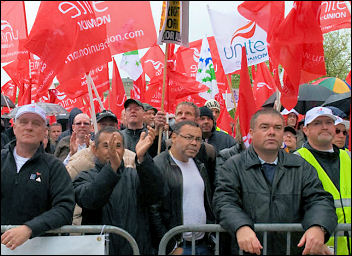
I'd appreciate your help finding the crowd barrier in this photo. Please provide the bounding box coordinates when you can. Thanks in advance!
[158,223,351,255]
[2,224,351,255]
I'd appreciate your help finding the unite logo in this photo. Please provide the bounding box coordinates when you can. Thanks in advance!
[1,20,19,43]
[58,1,111,31]
[231,21,256,44]
[116,94,127,107]
[256,82,272,90]
[145,59,164,76]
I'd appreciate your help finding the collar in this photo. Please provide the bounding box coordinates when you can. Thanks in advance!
[258,156,278,165]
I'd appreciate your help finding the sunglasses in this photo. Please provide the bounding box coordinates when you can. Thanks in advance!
[336,129,347,136]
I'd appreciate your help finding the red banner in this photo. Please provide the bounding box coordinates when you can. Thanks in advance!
[252,63,276,108]
[25,1,111,83]
[1,80,17,104]
[50,88,85,113]
[320,1,351,33]
[141,45,165,80]
[1,1,28,63]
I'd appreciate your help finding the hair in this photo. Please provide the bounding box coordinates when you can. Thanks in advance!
[50,122,62,128]
[94,126,124,148]
[176,101,200,118]
[250,108,284,129]
[173,120,200,134]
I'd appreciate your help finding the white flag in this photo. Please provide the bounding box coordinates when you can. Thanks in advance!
[120,50,143,81]
[208,7,269,74]
[196,37,219,100]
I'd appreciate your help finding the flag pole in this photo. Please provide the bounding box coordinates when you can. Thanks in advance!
[85,73,98,134]
[23,2,32,104]
[226,74,237,114]
[86,73,105,111]
[157,43,169,155]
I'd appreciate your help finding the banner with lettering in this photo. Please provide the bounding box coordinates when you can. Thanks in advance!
[320,1,351,33]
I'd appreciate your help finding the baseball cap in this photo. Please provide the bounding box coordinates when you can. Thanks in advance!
[284,126,297,136]
[334,116,350,130]
[124,99,144,110]
[304,107,337,126]
[142,103,157,114]
[204,99,220,111]
[15,103,46,123]
[96,110,117,123]
[281,108,299,116]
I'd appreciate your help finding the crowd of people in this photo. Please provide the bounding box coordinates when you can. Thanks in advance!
[1,98,350,255]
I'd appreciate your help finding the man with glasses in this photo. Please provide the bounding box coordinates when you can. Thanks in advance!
[54,113,91,163]
[332,116,350,151]
[296,107,351,255]
[149,121,215,255]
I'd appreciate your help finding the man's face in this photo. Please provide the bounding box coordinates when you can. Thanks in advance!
[175,104,197,123]
[125,103,144,127]
[250,114,284,153]
[93,132,124,164]
[97,117,118,131]
[286,113,297,127]
[143,109,156,126]
[72,114,91,139]
[171,125,202,160]
[332,123,347,149]
[49,125,62,141]
[13,113,46,146]
[283,131,297,151]
[303,116,335,148]
[211,108,220,121]
[198,116,214,133]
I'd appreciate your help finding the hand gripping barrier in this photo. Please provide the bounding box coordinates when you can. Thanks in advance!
[1,225,140,255]
[158,223,351,255]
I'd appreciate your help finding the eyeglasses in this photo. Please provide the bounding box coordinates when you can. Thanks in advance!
[74,122,90,126]
[336,129,347,136]
[178,134,202,143]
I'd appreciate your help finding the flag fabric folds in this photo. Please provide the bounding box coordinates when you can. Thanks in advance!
[252,62,276,108]
[320,1,351,34]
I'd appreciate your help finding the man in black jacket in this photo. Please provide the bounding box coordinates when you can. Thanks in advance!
[1,104,75,250]
[213,108,337,255]
[150,121,215,255]
[73,126,163,254]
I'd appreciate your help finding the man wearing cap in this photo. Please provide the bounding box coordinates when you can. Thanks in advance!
[65,110,136,226]
[332,116,350,151]
[296,107,351,255]
[121,99,166,157]
[1,104,74,250]
[142,103,158,128]
[204,99,228,134]
[283,126,297,153]
[198,106,236,153]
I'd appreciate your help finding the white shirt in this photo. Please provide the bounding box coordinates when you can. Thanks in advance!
[170,153,206,241]
[13,147,30,173]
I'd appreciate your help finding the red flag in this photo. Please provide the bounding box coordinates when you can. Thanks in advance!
[25,1,111,83]
[252,62,276,108]
[1,1,28,63]
[1,80,17,104]
[236,47,257,147]
[216,107,235,136]
[345,70,351,86]
[96,1,157,55]
[105,58,127,120]
[269,1,326,109]
[141,45,165,80]
[320,1,351,33]
[50,88,85,113]
[238,1,285,43]
[130,75,146,102]
[57,63,109,98]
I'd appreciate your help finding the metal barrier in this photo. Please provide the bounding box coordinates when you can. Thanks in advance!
[1,225,140,255]
[158,223,351,255]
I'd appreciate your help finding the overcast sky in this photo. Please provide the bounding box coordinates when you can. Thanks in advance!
[1,1,294,86]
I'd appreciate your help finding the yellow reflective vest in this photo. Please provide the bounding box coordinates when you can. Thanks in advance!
[297,147,351,255]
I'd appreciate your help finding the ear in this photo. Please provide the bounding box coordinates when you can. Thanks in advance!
[249,128,254,137]
[91,141,97,154]
[303,126,308,137]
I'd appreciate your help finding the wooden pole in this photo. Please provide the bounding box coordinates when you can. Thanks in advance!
[86,73,105,111]
[157,43,169,155]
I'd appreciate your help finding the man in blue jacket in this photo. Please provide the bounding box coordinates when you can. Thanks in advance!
[1,104,75,250]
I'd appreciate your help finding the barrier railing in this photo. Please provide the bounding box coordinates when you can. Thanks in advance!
[1,225,140,255]
[158,223,351,255]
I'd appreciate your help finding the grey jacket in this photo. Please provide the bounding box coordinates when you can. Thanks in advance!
[213,145,337,255]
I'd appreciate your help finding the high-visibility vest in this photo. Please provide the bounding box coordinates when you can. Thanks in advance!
[215,126,228,134]
[297,148,351,255]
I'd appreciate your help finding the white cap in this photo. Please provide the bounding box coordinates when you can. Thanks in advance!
[281,108,299,116]
[204,99,220,111]
[304,107,337,126]
[15,104,46,123]
[335,116,350,130]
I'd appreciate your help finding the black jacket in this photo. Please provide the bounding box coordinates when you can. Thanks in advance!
[149,150,215,252]
[213,145,337,255]
[121,126,165,158]
[204,130,237,154]
[73,153,163,255]
[1,141,75,238]
[216,142,244,171]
